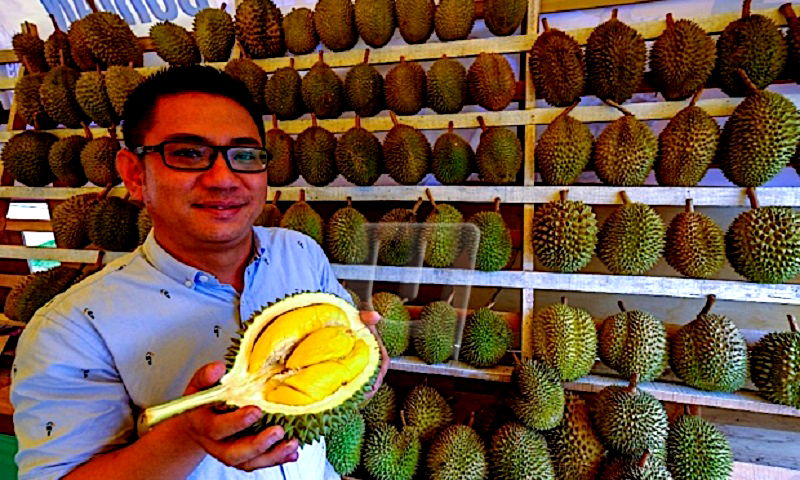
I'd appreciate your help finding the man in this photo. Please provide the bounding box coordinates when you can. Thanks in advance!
[11,65,384,479]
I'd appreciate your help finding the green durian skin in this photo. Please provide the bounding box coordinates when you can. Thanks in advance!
[283,8,318,55]
[508,359,565,431]
[594,115,657,186]
[667,415,733,480]
[1,131,58,187]
[302,60,344,119]
[490,422,555,480]
[485,0,528,36]
[355,0,396,48]
[476,127,522,185]
[427,56,467,114]
[601,454,673,480]
[530,302,597,381]
[469,211,512,272]
[432,131,474,185]
[40,65,86,128]
[536,114,593,186]
[403,384,453,443]
[656,105,719,187]
[396,0,435,44]
[591,385,669,457]
[385,60,426,116]
[224,58,268,112]
[88,197,141,252]
[670,313,748,392]
[725,207,800,284]
[362,422,421,480]
[43,28,76,70]
[360,383,397,429]
[52,194,97,249]
[649,18,715,101]
[48,135,88,188]
[279,201,324,245]
[530,27,586,107]
[326,410,365,475]
[532,199,598,273]
[383,124,431,185]
[335,126,382,186]
[327,206,369,264]
[105,66,144,118]
[264,66,305,120]
[378,207,419,266]
[193,6,235,62]
[427,425,487,480]
[371,292,411,357]
[599,309,668,382]
[434,0,476,42]
[586,16,646,104]
[665,210,725,279]
[81,11,143,67]
[460,307,512,367]
[315,0,358,52]
[75,71,116,128]
[544,393,606,480]
[15,73,56,129]
[295,125,338,187]
[414,301,458,364]
[424,204,464,268]
[751,326,800,408]
[345,62,385,118]
[150,21,200,67]
[597,203,666,276]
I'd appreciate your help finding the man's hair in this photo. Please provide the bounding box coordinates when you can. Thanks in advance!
[120,65,266,150]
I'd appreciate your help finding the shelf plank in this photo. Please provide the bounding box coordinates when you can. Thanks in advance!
[0,245,126,264]
[390,356,514,382]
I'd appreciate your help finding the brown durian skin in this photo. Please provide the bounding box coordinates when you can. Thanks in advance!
[266,128,299,187]
[665,209,726,278]
[656,105,719,186]
[396,0,435,44]
[593,114,657,186]
[283,8,318,55]
[586,14,646,104]
[468,52,516,111]
[649,18,716,101]
[530,27,585,107]
[385,60,426,115]
[315,0,358,52]
[235,0,285,59]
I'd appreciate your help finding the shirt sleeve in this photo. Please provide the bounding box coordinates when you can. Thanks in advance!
[11,309,134,480]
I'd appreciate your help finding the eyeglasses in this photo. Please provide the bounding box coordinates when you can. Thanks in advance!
[133,141,271,173]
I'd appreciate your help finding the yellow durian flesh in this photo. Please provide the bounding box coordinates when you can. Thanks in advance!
[285,326,356,370]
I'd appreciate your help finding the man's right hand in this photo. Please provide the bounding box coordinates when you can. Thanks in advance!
[175,361,300,472]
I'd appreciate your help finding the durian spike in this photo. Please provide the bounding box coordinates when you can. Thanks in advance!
[617,300,627,312]
[559,189,569,202]
[272,190,281,205]
[425,187,437,209]
[604,99,633,117]
[83,123,93,139]
[363,49,370,64]
[665,12,675,29]
[477,115,488,132]
[736,68,759,95]
[610,8,619,20]
[411,196,424,214]
[541,17,550,32]
[557,100,581,120]
[685,198,694,213]
[746,187,759,209]
[619,191,631,205]
[486,287,502,309]
[346,196,353,208]
[447,121,454,134]
[389,111,399,127]
[97,184,113,200]
[625,373,640,393]
[742,0,752,18]
[493,197,501,213]
[787,315,798,332]
[560,296,568,306]
[299,189,307,203]
[689,88,704,107]
[638,450,651,469]
[86,0,100,13]
[780,3,798,21]
[311,113,318,127]
[698,294,716,318]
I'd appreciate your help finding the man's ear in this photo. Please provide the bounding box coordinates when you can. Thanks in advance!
[116,148,145,203]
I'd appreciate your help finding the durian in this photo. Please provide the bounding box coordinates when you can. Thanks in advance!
[361,383,397,429]
[87,195,140,252]
[355,0,396,48]
[75,71,116,128]
[327,197,369,264]
[326,409,365,475]
[79,2,142,67]
[279,190,324,245]
[336,117,383,186]
[254,191,282,228]
[426,424,487,480]
[593,102,657,186]
[383,113,431,185]
[105,66,144,119]
[150,21,200,67]
[602,451,673,480]
[529,19,585,107]
[377,198,424,266]
[468,199,512,272]
[396,0,435,44]
[235,0,284,58]
[460,298,512,367]
[40,65,86,128]
[363,419,421,480]
[44,15,76,70]
[48,135,88,188]
[531,190,598,273]
[193,4,235,62]
[434,0,475,42]
[507,358,565,431]
[296,115,338,186]
[423,192,464,268]
[385,57,426,116]
[224,58,268,112]
[649,14,715,101]
[1,131,57,187]
[468,53,515,111]
[427,55,468,115]
[664,199,725,278]
[371,292,411,357]
[586,9,646,104]
[403,384,453,442]
[315,0,358,52]
[265,117,298,187]
[4,266,82,324]
[484,0,528,36]
[52,194,97,249]
[414,297,458,364]
[750,314,800,408]
[14,73,55,129]
[264,58,305,120]
[301,52,344,119]
[12,27,48,74]
[475,117,521,185]
[597,192,665,275]
[536,102,593,185]
[345,50,385,118]
[667,414,733,480]
[599,301,668,382]
[432,122,474,185]
[530,297,597,381]
[490,422,555,480]
[81,136,121,187]
[544,393,605,480]
[283,7,318,55]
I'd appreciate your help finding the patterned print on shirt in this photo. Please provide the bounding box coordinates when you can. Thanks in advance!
[145,352,154,365]
[45,421,54,436]
[160,289,171,299]
[83,307,94,319]
[213,325,221,338]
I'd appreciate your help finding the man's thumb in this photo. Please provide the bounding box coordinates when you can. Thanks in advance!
[184,361,226,395]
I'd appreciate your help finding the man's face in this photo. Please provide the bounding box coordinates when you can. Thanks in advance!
[121,92,267,253]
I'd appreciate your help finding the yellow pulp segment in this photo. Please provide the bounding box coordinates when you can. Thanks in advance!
[286,326,356,370]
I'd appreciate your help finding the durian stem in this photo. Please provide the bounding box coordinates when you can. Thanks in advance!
[400,409,407,428]
[272,115,278,130]
[346,196,353,208]
[699,294,716,318]
[611,8,619,20]
[541,18,550,32]
[736,69,759,95]
[446,289,455,306]
[272,190,281,205]
[412,197,424,214]
[363,49,370,64]
[689,88,703,107]
[289,57,295,69]
[389,111,399,127]
[299,189,306,203]
[92,250,106,269]
[477,115,488,132]
[604,99,633,117]
[355,116,361,129]
[425,188,437,209]
[59,48,65,67]
[97,184,113,200]
[467,411,476,428]
[638,450,651,469]
[619,191,631,205]
[448,121,454,135]
[781,3,798,21]
[139,383,229,433]
[742,0,752,18]
[788,315,798,333]
[87,0,99,13]
[746,187,759,209]
[319,50,325,64]
[559,190,569,203]
[617,300,626,312]
[32,117,40,131]
[493,197,501,213]
[558,100,580,119]
[310,113,317,127]
[626,373,639,393]
[685,198,694,213]
[560,296,568,306]
[665,13,675,29]
[108,126,117,140]
[220,3,227,11]
[487,287,502,309]
[49,14,60,32]
[82,123,93,139]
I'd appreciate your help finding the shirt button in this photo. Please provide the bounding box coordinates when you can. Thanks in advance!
[184,280,193,288]
[199,275,209,282]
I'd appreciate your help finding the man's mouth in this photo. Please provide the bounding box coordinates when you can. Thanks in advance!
[192,202,248,210]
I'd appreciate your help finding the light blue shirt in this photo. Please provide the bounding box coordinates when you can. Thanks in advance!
[11,227,348,480]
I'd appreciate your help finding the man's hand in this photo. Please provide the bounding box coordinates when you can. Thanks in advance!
[360,310,390,401]
[176,362,300,471]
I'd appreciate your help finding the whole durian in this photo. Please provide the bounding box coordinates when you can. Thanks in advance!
[1,130,58,187]
[193,4,235,62]
[476,118,522,185]
[81,136,121,187]
[529,19,585,107]
[265,118,298,187]
[536,103,593,185]
[264,60,305,120]
[377,198,424,266]
[423,194,464,268]
[593,103,657,186]
[345,50,384,117]
[4,266,83,324]
[254,191,282,228]
[670,295,748,392]
[396,0,435,44]
[781,3,800,84]
[88,196,141,251]
[48,135,88,188]
[414,298,458,364]
[12,28,48,73]
[664,199,725,279]
[52,194,97,249]
[40,65,86,128]
[383,115,432,185]
[649,14,715,101]
[544,393,606,480]
[105,66,144,118]
[468,201,513,272]
[360,383,397,429]
[460,302,512,367]
[530,297,597,381]
[150,21,200,67]
[596,192,665,275]
[235,0,284,58]
[531,190,598,273]
[336,117,383,186]
[403,384,453,442]
[468,52,516,111]
[363,420,421,480]
[667,414,733,480]
[283,7,318,55]
[224,58,268,112]
[599,301,668,382]
[432,122,474,185]
[68,17,99,71]
[750,315,800,408]
[326,409,365,475]
[427,55,468,115]
[279,190,324,244]
[295,116,338,187]
[484,0,528,36]
[75,71,116,128]
[490,422,555,480]
[586,9,646,104]
[327,197,369,264]
[43,18,75,70]
[79,6,143,67]
[426,425,487,480]
[507,359,565,431]
[315,0,358,52]
[385,57,426,116]
[355,0,396,48]
[302,52,344,119]
[14,73,55,129]
[602,451,674,480]
[371,292,411,357]
[434,0,475,42]
[715,0,786,97]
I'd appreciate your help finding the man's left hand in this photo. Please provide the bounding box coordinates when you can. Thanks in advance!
[359,310,389,401]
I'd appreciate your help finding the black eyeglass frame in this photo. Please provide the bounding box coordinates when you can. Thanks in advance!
[132,141,271,173]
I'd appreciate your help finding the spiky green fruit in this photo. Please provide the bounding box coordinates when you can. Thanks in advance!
[378,203,421,266]
[718,87,800,188]
[326,410,365,475]
[44,26,75,70]
[48,135,88,188]
[1,130,57,187]
[12,31,47,73]
[81,10,142,67]
[385,59,426,116]
[193,6,235,62]
[670,298,748,392]
[371,292,411,357]
[40,65,85,128]
[75,71,116,128]
[656,105,719,186]
[508,359,565,431]
[530,24,585,107]
[750,315,800,408]
[302,57,344,119]
[345,287,361,307]
[345,62,384,117]
[235,0,284,58]
[315,0,357,51]
[150,21,200,67]
[434,0,475,41]
[105,66,144,118]
[283,8,318,55]
[225,58,268,111]
[597,200,665,275]
[599,307,668,382]
[594,114,657,186]
[427,56,467,114]
[403,384,453,442]
[468,53,515,111]
[81,137,121,187]
[424,203,464,268]
[383,124,431,185]
[591,381,668,456]
[432,130,474,185]
[68,18,99,71]
[295,124,338,186]
[726,206,800,284]
[468,210,512,272]
[336,125,382,186]
[355,0,396,48]
[264,65,304,120]
[414,300,458,364]
[460,307,512,367]
[665,206,725,278]
[476,126,522,184]
[530,301,597,381]
[4,266,82,323]
[327,203,369,264]
[544,393,606,480]
[532,197,598,273]
[715,10,786,97]
[15,73,55,129]
[485,0,528,36]
[363,422,421,480]
[536,113,593,185]
[667,415,732,480]
[280,196,324,245]
[602,453,673,480]
[361,383,397,429]
[427,425,487,480]
[490,423,554,480]
[254,202,281,228]
[52,194,97,249]
[586,11,646,103]
[88,196,141,252]
[649,17,715,101]
[265,127,298,187]
[396,0,435,44]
